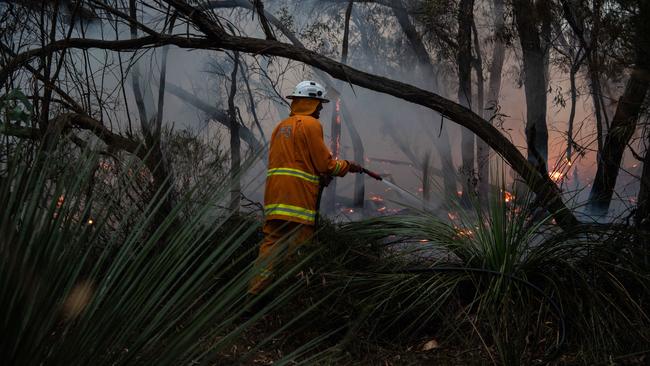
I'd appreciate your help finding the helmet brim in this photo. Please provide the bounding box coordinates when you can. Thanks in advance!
[286,95,330,103]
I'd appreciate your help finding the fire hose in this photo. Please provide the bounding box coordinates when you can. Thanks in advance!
[315,167,383,228]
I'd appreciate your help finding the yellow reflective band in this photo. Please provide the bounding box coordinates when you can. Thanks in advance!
[265,204,316,222]
[267,167,319,184]
[332,161,341,175]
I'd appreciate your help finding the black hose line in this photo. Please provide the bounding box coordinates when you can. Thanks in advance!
[378,266,566,364]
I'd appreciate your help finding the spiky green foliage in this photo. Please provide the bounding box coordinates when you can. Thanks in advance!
[0,144,323,365]
[310,183,650,364]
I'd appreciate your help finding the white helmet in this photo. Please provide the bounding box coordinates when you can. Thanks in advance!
[286,80,330,103]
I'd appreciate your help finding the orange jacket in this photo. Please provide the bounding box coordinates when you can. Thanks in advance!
[264,98,351,225]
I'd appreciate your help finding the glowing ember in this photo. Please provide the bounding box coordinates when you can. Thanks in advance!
[447,212,459,221]
[504,191,514,203]
[98,161,112,170]
[456,228,474,238]
[549,171,564,182]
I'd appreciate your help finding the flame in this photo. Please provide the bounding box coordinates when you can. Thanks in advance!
[504,191,514,203]
[549,171,564,182]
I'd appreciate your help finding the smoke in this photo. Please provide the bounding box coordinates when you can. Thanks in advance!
[1,0,641,220]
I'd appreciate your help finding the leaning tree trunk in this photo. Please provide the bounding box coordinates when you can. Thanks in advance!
[513,0,549,172]
[588,0,650,216]
[588,66,649,216]
[458,0,475,201]
[2,0,582,229]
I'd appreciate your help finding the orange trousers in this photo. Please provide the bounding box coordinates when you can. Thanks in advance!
[248,220,314,295]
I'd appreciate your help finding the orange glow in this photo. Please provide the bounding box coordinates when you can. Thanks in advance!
[565,158,573,166]
[549,171,564,182]
[98,161,112,170]
[447,212,459,221]
[56,195,65,208]
[504,191,514,203]
[370,194,384,202]
[456,228,474,238]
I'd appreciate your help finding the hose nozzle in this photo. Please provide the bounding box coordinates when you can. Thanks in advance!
[361,168,382,181]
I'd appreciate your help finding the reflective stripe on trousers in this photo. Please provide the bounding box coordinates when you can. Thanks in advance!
[264,203,316,223]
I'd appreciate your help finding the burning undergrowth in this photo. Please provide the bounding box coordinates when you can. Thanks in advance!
[291,185,650,364]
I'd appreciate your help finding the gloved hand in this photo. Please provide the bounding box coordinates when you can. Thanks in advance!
[319,174,333,187]
[347,161,363,173]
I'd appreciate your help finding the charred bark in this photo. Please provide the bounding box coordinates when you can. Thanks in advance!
[472,19,488,200]
[227,51,241,213]
[588,67,649,215]
[457,0,474,202]
[513,0,549,172]
[636,138,650,228]
[588,0,650,216]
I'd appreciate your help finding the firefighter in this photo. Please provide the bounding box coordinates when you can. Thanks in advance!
[248,80,362,295]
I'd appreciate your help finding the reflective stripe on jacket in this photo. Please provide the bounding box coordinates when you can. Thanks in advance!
[264,98,350,225]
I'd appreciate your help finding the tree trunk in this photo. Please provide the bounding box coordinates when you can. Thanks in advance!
[588,66,649,215]
[340,102,366,207]
[481,0,506,196]
[636,132,650,228]
[227,52,241,213]
[473,17,489,200]
[458,0,475,201]
[324,1,354,214]
[513,0,549,172]
[589,0,650,216]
